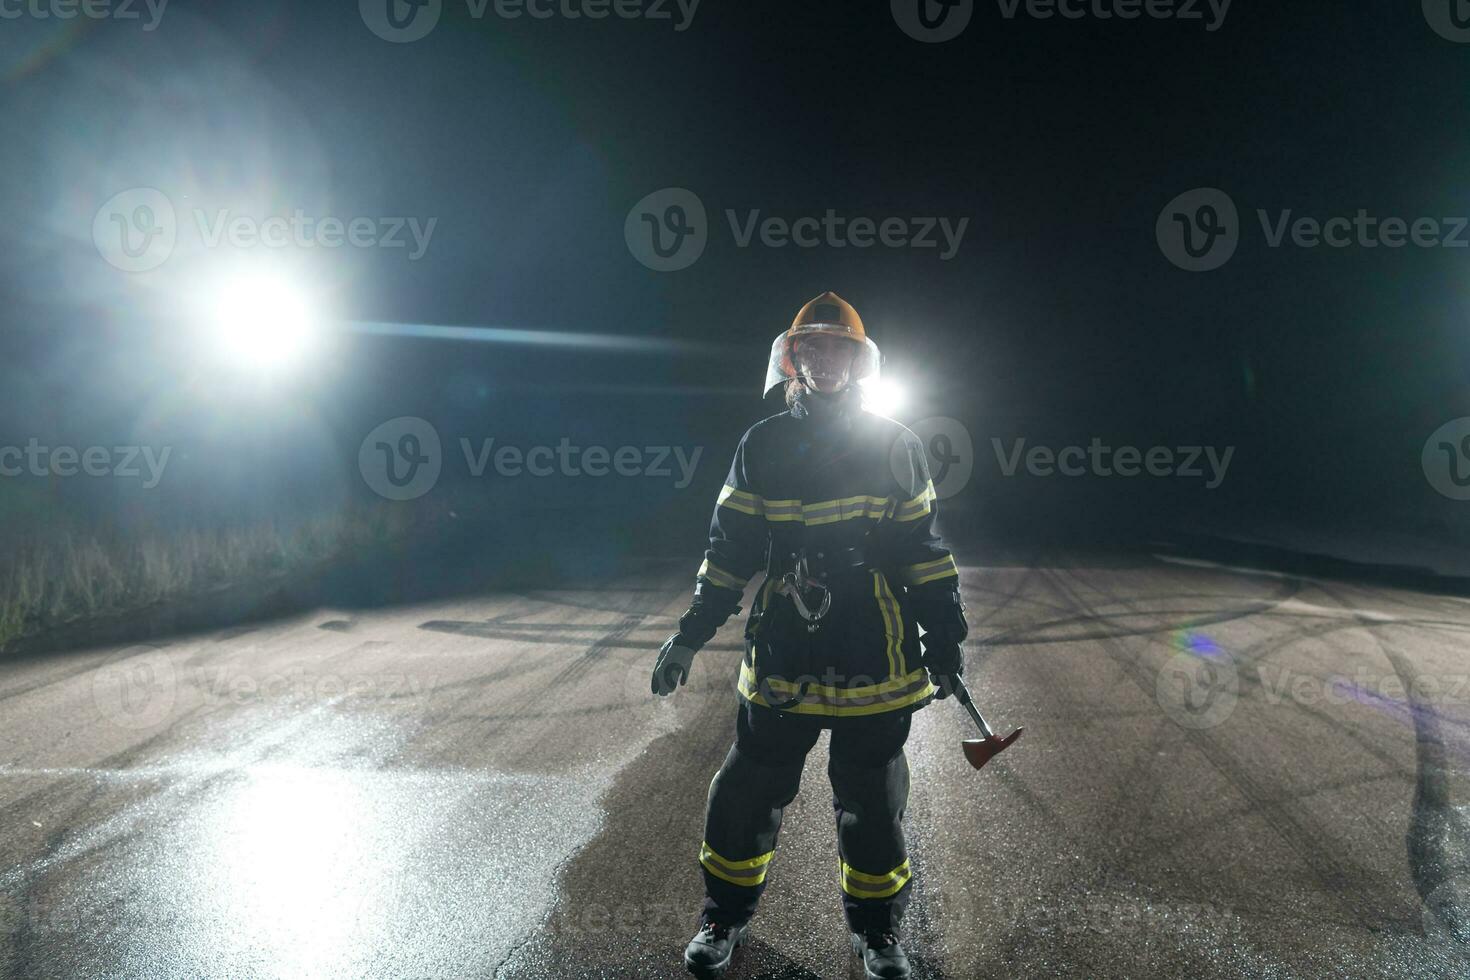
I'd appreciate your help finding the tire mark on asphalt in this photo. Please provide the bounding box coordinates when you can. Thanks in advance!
[983,583,1300,646]
[1040,565,1393,931]
[1315,583,1470,945]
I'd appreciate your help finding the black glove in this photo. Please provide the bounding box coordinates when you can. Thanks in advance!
[652,633,699,696]
[912,585,968,700]
[675,582,742,649]
[651,583,743,697]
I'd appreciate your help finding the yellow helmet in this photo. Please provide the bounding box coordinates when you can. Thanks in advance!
[790,291,868,339]
[763,292,882,396]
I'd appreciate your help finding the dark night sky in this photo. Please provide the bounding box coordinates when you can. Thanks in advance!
[1,2,1468,561]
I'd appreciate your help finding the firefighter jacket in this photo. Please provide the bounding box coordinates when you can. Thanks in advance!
[679,386,962,719]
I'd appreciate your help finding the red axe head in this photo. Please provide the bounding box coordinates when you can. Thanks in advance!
[962,728,1022,771]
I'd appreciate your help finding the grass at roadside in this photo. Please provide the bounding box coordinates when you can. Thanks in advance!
[0,502,429,652]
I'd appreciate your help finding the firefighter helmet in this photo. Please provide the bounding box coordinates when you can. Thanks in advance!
[763,291,883,396]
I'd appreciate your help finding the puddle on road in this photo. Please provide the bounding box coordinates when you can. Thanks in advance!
[1,703,675,978]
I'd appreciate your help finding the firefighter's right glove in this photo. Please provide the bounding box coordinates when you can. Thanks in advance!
[652,634,698,696]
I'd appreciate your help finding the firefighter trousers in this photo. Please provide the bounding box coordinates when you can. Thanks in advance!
[699,700,913,934]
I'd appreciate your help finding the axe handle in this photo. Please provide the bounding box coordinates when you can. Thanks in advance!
[951,677,997,740]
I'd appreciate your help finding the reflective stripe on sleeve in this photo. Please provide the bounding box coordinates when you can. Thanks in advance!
[716,484,764,516]
[892,482,936,522]
[900,554,959,586]
[697,558,749,591]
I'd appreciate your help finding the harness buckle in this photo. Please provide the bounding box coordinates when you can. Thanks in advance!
[776,553,832,631]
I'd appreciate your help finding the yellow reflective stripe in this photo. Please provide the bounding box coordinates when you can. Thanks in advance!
[737,665,936,718]
[716,484,764,517]
[902,555,959,586]
[739,662,924,698]
[756,495,891,526]
[698,558,748,591]
[872,571,905,677]
[840,859,912,899]
[761,498,803,522]
[720,489,930,526]
[801,495,890,527]
[701,842,773,887]
[893,482,936,522]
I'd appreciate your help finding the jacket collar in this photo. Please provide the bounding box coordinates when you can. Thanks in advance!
[790,384,862,425]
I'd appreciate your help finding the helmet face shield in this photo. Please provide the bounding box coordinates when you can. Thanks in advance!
[763,324,881,397]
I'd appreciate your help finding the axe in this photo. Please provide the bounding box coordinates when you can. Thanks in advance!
[950,677,1022,771]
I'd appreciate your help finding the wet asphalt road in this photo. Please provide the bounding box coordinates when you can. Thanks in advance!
[3,553,1470,979]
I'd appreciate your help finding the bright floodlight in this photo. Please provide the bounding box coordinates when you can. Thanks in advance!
[207,270,318,370]
[862,378,908,417]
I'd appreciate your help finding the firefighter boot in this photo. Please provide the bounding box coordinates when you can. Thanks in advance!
[851,930,911,980]
[684,919,749,978]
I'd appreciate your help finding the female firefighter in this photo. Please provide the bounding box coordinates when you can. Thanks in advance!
[650,292,969,980]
